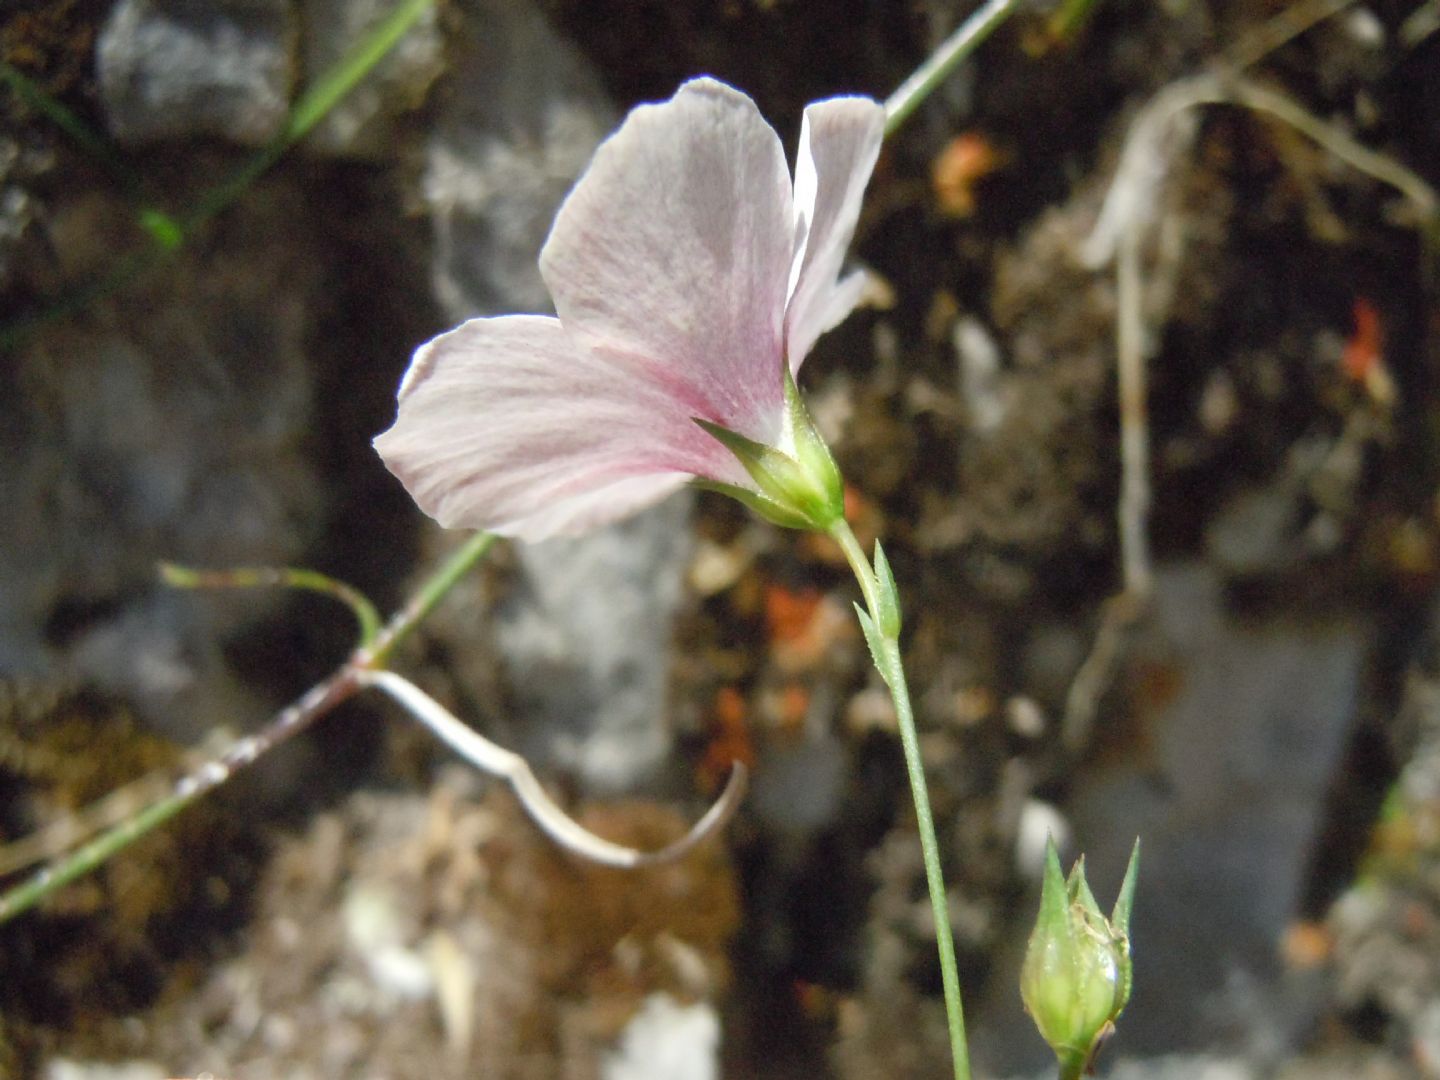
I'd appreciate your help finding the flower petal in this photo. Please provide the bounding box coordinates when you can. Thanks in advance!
[539,77,794,444]
[374,316,737,541]
[785,96,885,369]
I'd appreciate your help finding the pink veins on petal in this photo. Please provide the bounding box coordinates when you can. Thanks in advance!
[374,76,885,542]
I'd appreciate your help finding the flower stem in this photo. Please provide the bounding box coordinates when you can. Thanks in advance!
[883,0,1026,137]
[828,518,971,1080]
[363,532,498,667]
[0,533,497,926]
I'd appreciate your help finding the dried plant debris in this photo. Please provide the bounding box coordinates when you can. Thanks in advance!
[0,681,262,1072]
[1322,668,1440,1074]
[41,767,739,1079]
[0,0,104,103]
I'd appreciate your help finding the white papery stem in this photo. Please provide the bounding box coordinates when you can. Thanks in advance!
[357,669,746,869]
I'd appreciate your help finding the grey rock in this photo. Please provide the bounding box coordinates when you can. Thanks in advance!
[749,728,849,838]
[415,0,686,795]
[97,0,296,147]
[300,0,446,159]
[0,137,35,293]
[0,181,324,743]
[0,134,55,295]
[423,0,618,318]
[1204,483,1301,577]
[493,496,691,794]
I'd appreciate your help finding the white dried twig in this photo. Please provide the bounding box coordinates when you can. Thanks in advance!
[1087,72,1438,270]
[357,669,746,868]
[1064,39,1439,749]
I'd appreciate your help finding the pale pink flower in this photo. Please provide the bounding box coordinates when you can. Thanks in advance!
[375,77,885,541]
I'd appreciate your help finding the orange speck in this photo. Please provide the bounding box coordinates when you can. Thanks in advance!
[931,132,1005,218]
[714,685,747,729]
[1342,297,1383,383]
[778,683,810,730]
[765,584,823,644]
[793,979,836,1019]
[1281,920,1332,970]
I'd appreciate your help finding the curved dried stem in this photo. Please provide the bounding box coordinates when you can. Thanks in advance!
[358,670,747,868]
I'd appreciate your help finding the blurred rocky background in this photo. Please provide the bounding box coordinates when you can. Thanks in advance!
[2,0,1440,1077]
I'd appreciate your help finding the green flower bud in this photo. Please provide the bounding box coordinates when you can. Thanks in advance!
[1021,837,1139,1077]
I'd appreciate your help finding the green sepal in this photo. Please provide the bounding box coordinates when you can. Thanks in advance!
[692,367,846,534]
[691,479,818,532]
[1068,855,1104,919]
[781,365,845,516]
[1110,838,1140,1012]
[1112,838,1140,936]
[871,541,902,639]
[853,602,893,689]
[694,417,842,532]
[1037,835,1069,936]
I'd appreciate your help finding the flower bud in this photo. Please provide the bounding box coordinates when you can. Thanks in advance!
[1020,838,1138,1076]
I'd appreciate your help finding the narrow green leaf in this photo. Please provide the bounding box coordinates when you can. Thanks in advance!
[185,0,435,229]
[0,60,143,196]
[284,0,433,141]
[872,540,902,639]
[2,0,437,350]
[853,603,892,688]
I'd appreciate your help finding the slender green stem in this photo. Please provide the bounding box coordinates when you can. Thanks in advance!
[0,61,145,198]
[0,532,496,926]
[854,43,1031,1064]
[363,532,497,667]
[0,788,194,924]
[184,0,435,232]
[830,519,884,620]
[285,0,433,143]
[883,0,1026,136]
[0,0,437,350]
[829,518,971,1080]
[1059,1054,1087,1080]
